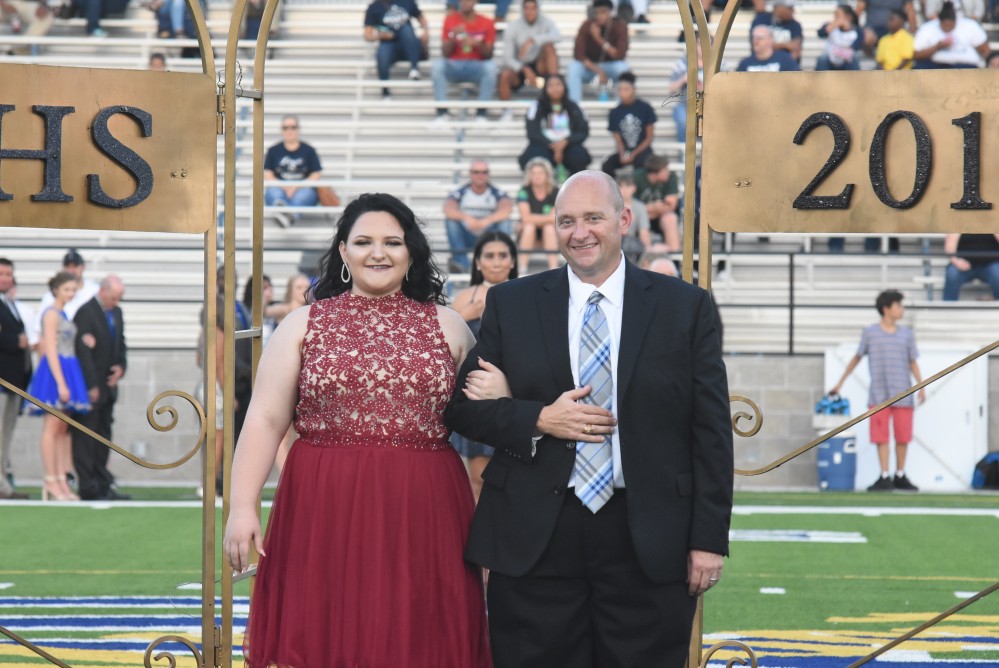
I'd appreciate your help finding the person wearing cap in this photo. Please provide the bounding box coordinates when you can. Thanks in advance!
[36,249,100,329]
[750,0,803,62]
[566,0,631,103]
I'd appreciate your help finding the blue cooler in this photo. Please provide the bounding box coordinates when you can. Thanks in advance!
[817,434,857,491]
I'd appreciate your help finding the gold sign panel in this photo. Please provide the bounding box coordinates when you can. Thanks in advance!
[702,70,999,234]
[0,63,216,234]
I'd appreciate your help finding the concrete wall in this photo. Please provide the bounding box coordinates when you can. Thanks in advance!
[5,351,996,489]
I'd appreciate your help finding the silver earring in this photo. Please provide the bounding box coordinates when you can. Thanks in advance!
[341,264,351,283]
[406,266,411,282]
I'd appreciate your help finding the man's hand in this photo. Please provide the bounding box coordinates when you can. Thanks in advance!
[17,333,27,350]
[522,65,538,88]
[619,150,633,165]
[88,387,100,404]
[536,387,616,443]
[81,333,96,349]
[107,364,124,388]
[465,215,489,233]
[589,22,603,42]
[951,257,971,272]
[917,388,927,404]
[687,549,724,596]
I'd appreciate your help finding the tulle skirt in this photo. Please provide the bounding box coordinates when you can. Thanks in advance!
[245,439,492,668]
[24,355,90,416]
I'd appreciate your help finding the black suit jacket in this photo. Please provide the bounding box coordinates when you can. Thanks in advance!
[445,262,733,584]
[0,296,32,392]
[74,297,127,406]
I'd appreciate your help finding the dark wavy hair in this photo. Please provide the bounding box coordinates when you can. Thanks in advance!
[469,231,519,286]
[536,73,576,121]
[313,193,446,304]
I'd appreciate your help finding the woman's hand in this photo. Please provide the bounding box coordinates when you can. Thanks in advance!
[57,383,70,404]
[223,507,266,573]
[464,358,512,400]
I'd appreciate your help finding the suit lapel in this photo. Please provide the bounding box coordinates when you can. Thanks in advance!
[617,263,654,402]
[537,269,574,392]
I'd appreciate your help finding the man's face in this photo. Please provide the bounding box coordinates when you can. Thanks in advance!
[100,283,125,310]
[773,4,793,21]
[554,174,631,281]
[64,262,84,279]
[0,264,12,293]
[281,118,299,142]
[593,6,611,26]
[650,166,670,184]
[886,12,904,32]
[469,162,490,188]
[522,1,538,23]
[885,301,904,320]
[460,0,476,14]
[751,27,774,56]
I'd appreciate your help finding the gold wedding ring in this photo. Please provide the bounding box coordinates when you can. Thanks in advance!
[583,424,593,435]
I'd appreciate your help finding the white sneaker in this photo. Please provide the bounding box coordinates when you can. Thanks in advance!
[381,94,392,103]
[474,113,490,124]
[408,67,421,80]
[273,211,292,228]
[499,109,514,123]
[432,112,451,124]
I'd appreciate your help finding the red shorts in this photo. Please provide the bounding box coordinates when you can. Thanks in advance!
[869,405,913,444]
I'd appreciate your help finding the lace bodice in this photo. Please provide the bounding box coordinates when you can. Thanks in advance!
[295,291,455,450]
[45,309,77,357]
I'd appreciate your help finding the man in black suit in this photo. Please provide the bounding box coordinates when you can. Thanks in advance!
[0,258,32,500]
[446,170,734,667]
[73,275,129,501]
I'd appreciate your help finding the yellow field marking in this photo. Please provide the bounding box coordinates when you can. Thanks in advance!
[827,613,999,624]
[707,628,999,659]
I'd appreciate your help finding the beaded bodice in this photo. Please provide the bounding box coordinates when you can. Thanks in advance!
[295,292,455,450]
[47,309,77,357]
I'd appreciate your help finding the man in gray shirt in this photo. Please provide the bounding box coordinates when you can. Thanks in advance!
[498,0,560,122]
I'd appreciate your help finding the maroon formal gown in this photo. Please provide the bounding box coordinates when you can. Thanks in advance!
[245,291,491,668]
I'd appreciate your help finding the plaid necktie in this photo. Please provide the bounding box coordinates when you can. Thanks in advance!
[573,291,614,513]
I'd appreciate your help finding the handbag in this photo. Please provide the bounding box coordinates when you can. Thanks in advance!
[317,186,340,207]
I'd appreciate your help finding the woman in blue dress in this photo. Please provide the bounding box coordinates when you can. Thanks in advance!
[27,272,91,501]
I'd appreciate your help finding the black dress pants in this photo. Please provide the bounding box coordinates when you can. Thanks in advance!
[71,397,115,500]
[486,490,697,668]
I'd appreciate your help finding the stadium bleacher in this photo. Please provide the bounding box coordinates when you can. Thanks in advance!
[2,0,996,354]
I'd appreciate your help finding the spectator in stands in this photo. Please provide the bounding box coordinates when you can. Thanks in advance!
[432,0,497,122]
[942,234,999,300]
[988,49,999,67]
[601,71,656,176]
[448,231,517,501]
[913,0,988,67]
[737,25,801,71]
[858,0,917,56]
[148,52,167,70]
[610,0,650,23]
[0,0,53,53]
[71,0,107,36]
[566,0,630,103]
[617,171,653,261]
[875,9,914,69]
[497,0,560,122]
[443,160,513,272]
[830,290,925,492]
[925,0,984,20]
[364,0,430,100]
[519,73,591,181]
[817,4,863,70]
[264,115,322,228]
[751,0,803,62]
[666,36,706,142]
[516,157,560,273]
[634,154,680,251]
[640,251,679,277]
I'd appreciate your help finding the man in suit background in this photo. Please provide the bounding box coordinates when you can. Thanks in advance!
[73,275,128,501]
[446,170,734,667]
[0,258,32,500]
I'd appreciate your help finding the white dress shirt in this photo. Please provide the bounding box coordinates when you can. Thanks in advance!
[566,255,626,489]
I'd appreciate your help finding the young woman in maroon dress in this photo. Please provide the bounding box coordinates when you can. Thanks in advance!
[223,193,491,667]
